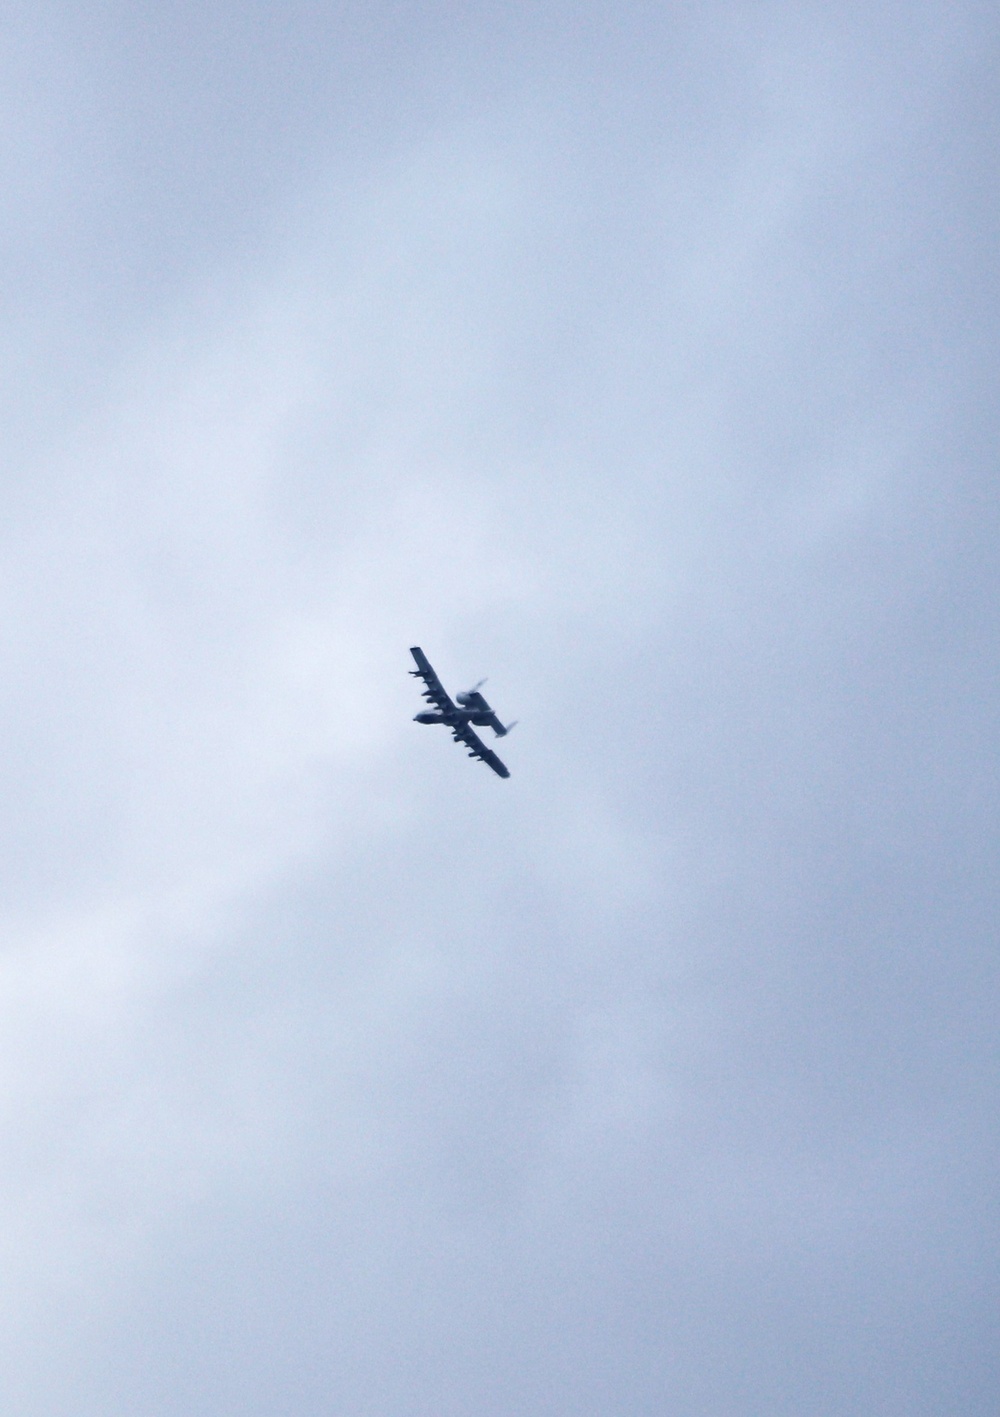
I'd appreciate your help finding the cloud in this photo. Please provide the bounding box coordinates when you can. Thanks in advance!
[0,5,997,1413]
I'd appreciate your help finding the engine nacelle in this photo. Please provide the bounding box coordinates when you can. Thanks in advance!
[456,679,486,707]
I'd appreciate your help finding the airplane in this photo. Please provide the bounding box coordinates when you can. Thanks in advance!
[409,646,515,778]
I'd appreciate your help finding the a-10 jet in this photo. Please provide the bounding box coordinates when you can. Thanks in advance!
[409,646,515,778]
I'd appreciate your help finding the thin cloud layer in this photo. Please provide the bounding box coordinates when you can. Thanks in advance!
[0,4,997,1415]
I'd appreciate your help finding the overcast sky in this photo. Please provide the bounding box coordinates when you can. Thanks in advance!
[0,3,997,1414]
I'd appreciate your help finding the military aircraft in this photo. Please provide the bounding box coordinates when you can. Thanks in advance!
[409,646,515,778]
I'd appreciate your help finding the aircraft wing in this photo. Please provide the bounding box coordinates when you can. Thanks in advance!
[451,720,510,779]
[409,646,456,714]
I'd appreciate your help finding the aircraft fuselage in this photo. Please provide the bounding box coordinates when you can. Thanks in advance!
[414,709,496,729]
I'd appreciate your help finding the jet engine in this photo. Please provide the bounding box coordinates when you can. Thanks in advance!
[456,678,487,707]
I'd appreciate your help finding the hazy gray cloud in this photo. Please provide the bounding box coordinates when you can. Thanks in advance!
[0,4,996,1414]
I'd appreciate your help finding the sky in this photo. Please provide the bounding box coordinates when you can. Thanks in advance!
[0,3,997,1413]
